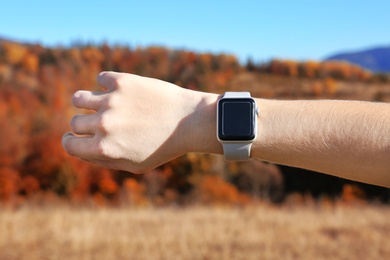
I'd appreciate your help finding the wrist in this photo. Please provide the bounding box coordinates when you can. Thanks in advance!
[180,89,222,155]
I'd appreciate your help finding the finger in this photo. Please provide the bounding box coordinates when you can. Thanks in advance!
[62,132,98,159]
[71,113,99,135]
[96,71,125,91]
[73,90,106,111]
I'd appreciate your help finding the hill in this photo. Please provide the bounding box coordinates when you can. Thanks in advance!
[0,38,389,206]
[325,46,390,73]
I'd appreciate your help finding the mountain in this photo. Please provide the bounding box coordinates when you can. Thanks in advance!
[325,46,390,73]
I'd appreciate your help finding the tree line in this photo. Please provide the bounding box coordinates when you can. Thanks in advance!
[0,39,388,206]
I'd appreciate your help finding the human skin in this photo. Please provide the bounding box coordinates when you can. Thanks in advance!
[62,71,390,188]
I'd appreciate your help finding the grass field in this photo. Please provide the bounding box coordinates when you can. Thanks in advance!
[0,203,389,260]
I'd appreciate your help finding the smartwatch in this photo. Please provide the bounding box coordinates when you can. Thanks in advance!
[217,92,258,161]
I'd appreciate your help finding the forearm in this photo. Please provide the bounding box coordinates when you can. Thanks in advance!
[63,72,390,187]
[192,94,390,187]
[253,99,390,187]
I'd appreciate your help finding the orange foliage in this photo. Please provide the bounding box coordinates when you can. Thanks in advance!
[22,52,39,74]
[302,60,320,78]
[0,38,386,206]
[0,90,28,166]
[341,184,366,203]
[20,176,40,196]
[1,41,27,65]
[0,167,20,200]
[197,175,250,205]
[123,178,147,205]
[93,192,107,206]
[324,77,337,96]
[98,169,119,195]
[311,81,323,97]
[262,59,372,81]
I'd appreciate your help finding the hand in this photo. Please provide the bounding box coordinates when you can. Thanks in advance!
[62,71,215,173]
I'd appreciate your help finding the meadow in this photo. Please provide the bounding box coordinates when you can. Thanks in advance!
[0,203,389,260]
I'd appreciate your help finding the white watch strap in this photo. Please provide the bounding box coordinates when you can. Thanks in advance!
[221,92,253,161]
[223,92,251,98]
[223,143,252,161]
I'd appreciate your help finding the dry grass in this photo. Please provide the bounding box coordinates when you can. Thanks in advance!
[0,203,389,260]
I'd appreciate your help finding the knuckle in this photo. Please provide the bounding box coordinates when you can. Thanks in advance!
[100,94,115,110]
[115,77,126,89]
[96,140,110,157]
[112,75,129,91]
[105,95,115,109]
[97,113,109,132]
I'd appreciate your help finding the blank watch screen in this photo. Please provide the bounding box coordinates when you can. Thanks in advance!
[218,98,256,141]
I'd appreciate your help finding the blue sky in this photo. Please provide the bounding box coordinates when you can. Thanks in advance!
[1,0,389,62]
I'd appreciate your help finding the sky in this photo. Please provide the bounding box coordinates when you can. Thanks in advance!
[1,0,390,63]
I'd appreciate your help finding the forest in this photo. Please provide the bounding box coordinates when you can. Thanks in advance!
[0,38,389,207]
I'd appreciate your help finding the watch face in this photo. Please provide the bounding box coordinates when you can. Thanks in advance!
[218,98,256,141]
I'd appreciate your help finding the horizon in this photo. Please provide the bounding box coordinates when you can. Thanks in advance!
[1,1,390,63]
[1,33,390,65]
